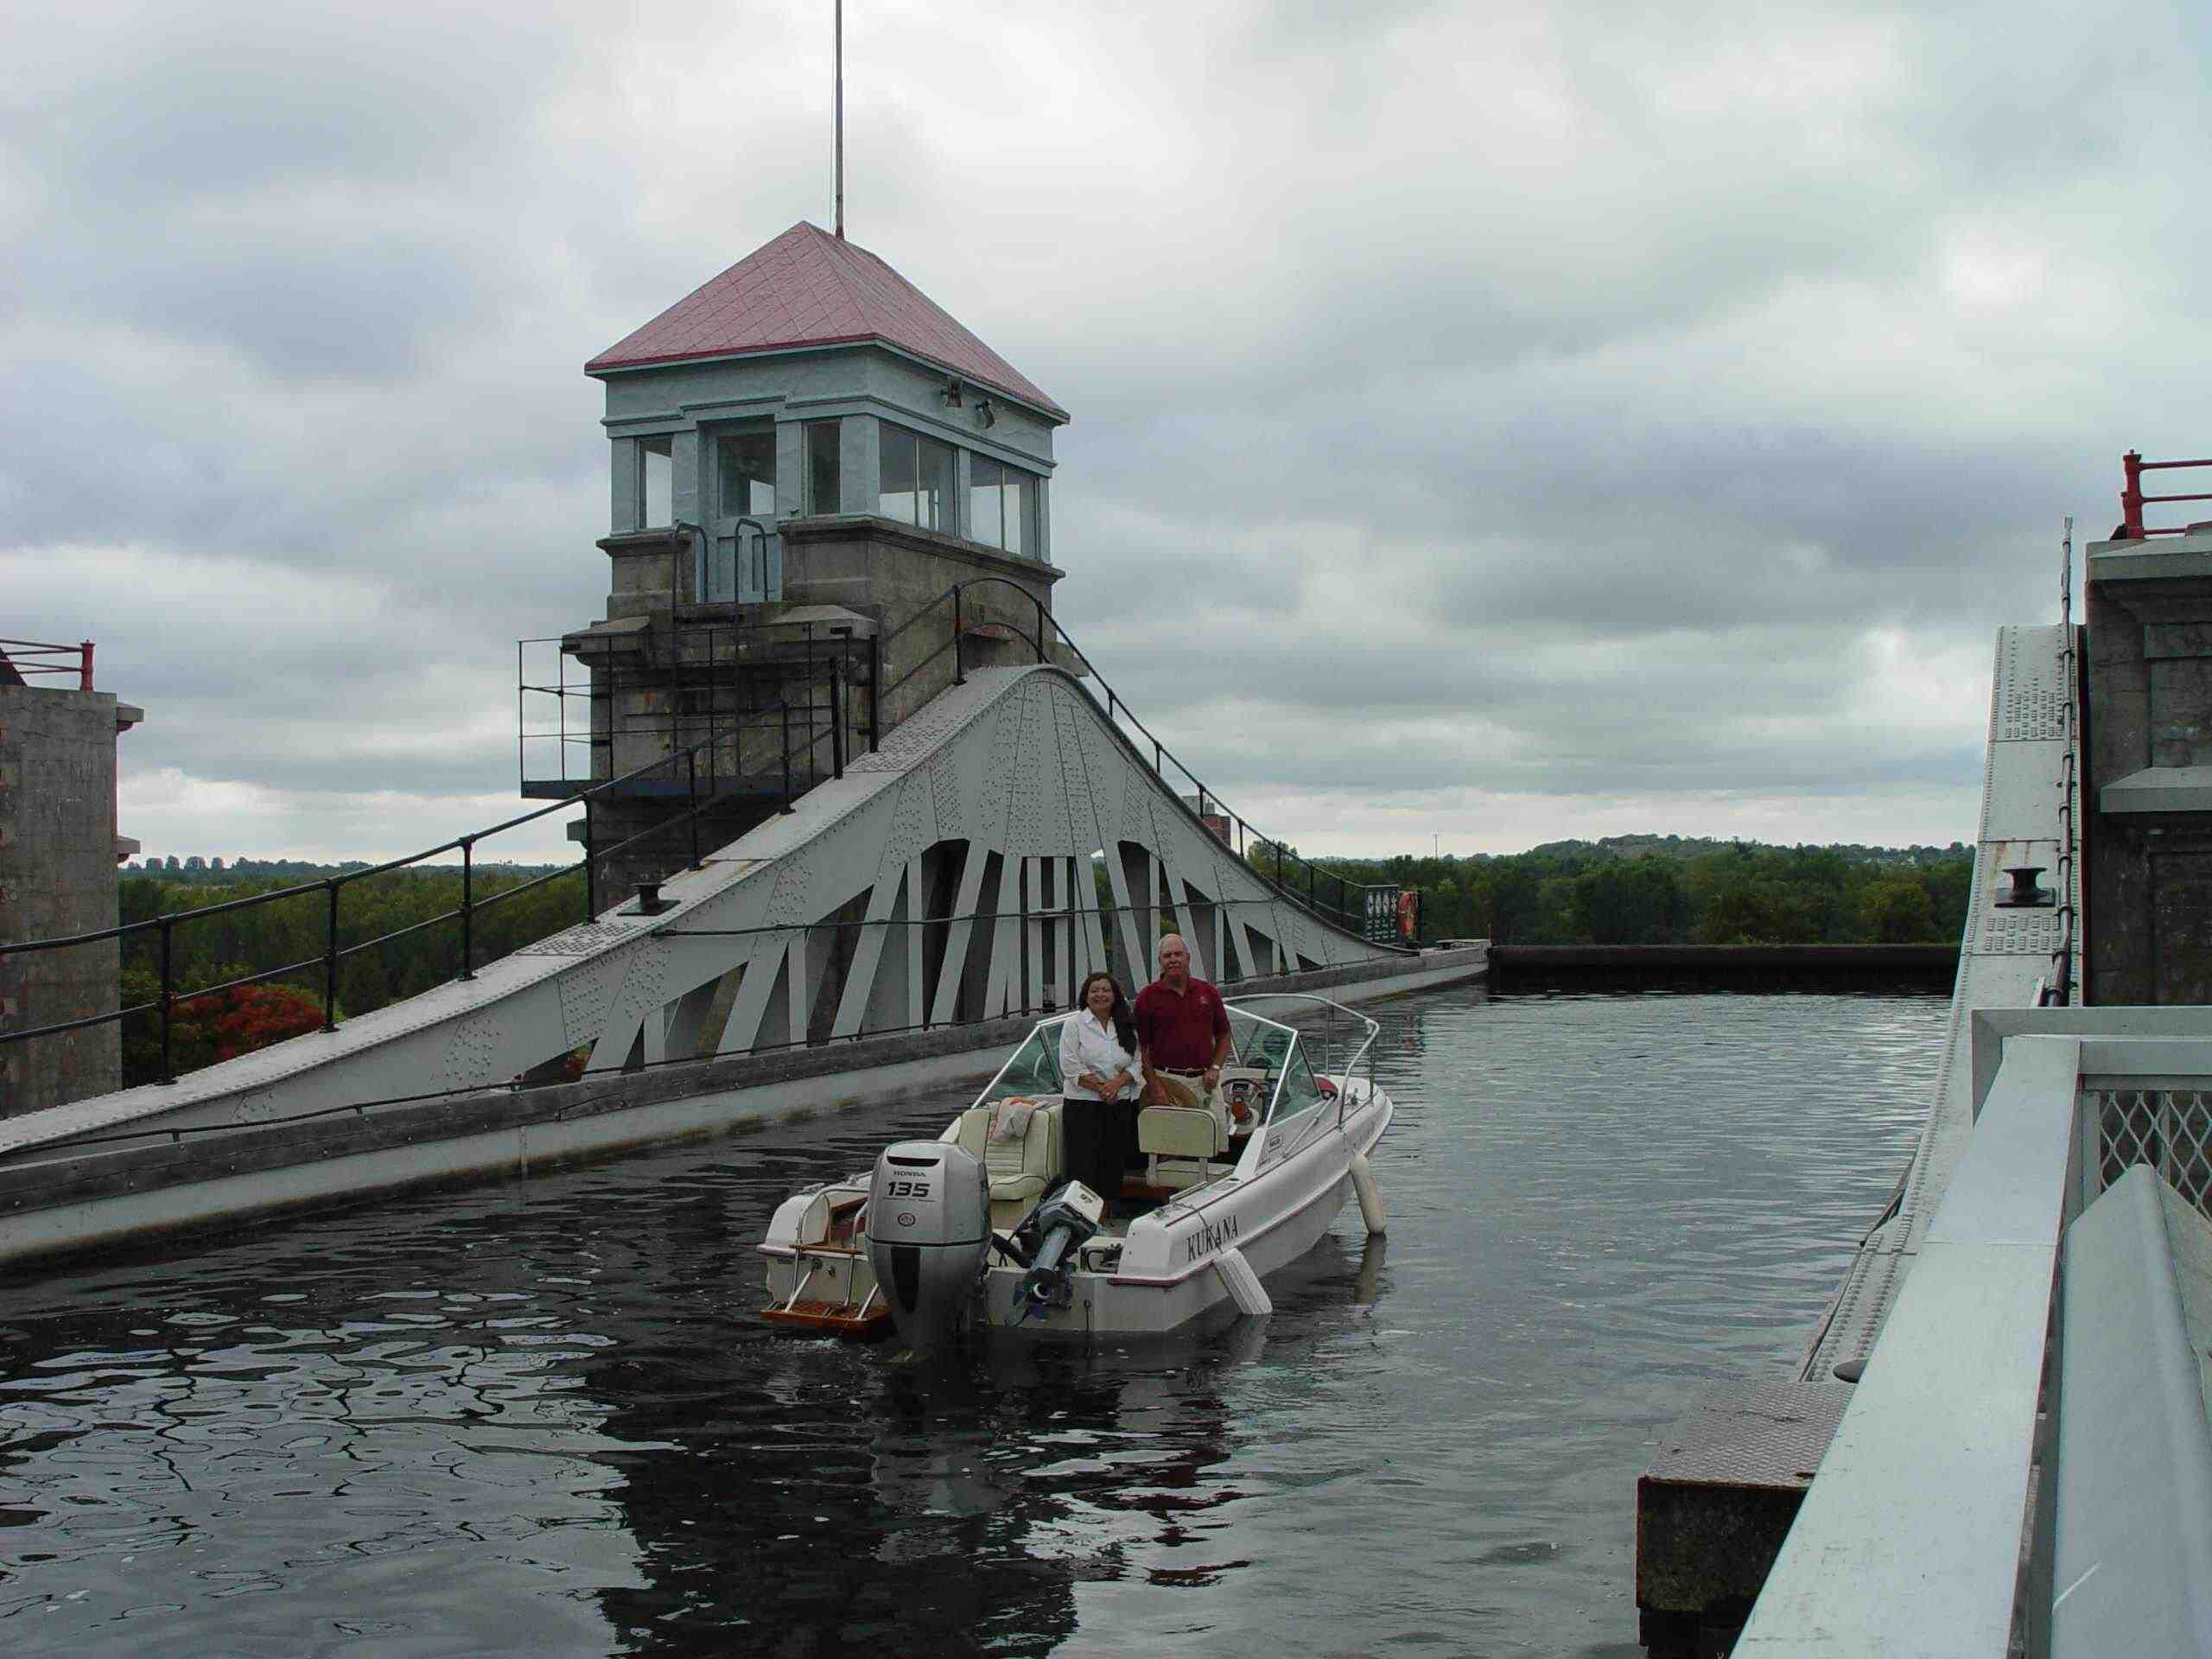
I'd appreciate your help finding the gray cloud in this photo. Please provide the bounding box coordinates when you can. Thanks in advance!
[5,0,2202,865]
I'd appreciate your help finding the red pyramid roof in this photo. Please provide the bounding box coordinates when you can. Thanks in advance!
[586,221,1066,422]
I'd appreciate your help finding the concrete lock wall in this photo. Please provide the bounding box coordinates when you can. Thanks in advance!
[0,684,137,1114]
[2084,530,2212,1005]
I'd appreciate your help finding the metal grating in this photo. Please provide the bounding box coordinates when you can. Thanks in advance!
[2089,1090,2212,1214]
[1976,906,2065,957]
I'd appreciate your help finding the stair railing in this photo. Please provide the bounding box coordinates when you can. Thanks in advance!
[877,575,1391,944]
[6,573,1396,1083]
[0,685,834,1080]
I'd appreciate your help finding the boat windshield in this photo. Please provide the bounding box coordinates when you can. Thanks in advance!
[974,1017,1067,1106]
[1228,1007,1294,1071]
[970,1002,1345,1125]
[1224,1006,1321,1127]
[1273,1041,1326,1120]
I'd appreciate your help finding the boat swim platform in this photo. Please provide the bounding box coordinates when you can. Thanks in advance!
[0,660,1484,1270]
[1636,623,2079,1656]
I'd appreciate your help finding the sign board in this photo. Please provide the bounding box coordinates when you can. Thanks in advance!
[1363,886,1402,944]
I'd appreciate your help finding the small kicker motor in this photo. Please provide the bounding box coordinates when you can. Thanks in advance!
[866,1141,991,1355]
[1005,1178,1105,1324]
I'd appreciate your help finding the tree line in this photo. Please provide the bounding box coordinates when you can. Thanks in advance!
[110,836,1971,1086]
[117,863,588,1085]
[1262,836,1975,947]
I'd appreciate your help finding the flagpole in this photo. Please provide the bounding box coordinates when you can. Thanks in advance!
[834,0,845,238]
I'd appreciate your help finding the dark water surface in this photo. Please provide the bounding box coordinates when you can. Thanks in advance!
[0,986,1943,1657]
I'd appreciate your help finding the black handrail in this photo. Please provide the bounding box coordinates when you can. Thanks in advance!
[18,893,1410,1156]
[1,680,834,1074]
[518,604,867,791]
[6,572,1396,1078]
[881,574,1388,943]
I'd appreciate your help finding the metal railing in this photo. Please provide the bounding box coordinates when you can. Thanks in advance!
[1740,1014,2212,1656]
[2091,1086,2212,1207]
[0,638,94,691]
[2119,449,2212,539]
[8,887,1402,1122]
[518,615,877,794]
[877,575,1406,944]
[2042,519,2081,1007]
[527,573,1394,942]
[0,694,830,1081]
[684,515,774,606]
[4,572,1404,1087]
[1224,992,1383,1133]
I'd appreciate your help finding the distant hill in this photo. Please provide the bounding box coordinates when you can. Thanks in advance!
[1510,834,1970,867]
[1293,835,1975,949]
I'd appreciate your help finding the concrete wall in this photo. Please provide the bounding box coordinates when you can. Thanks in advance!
[2083,530,2212,1003]
[781,513,1065,724]
[592,515,1061,631]
[0,685,139,1113]
[569,511,1068,906]
[579,517,1062,768]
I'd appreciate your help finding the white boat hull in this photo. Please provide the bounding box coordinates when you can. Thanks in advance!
[762,993,1398,1346]
[970,1076,1390,1341]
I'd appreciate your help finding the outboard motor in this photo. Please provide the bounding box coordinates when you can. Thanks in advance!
[867,1141,990,1355]
[1006,1179,1104,1324]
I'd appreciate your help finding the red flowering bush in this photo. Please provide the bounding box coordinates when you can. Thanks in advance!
[208,984,327,1062]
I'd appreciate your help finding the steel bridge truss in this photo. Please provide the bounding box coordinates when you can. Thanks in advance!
[0,666,1401,1159]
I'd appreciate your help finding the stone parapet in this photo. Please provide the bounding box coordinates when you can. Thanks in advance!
[561,514,1069,904]
[0,683,137,1113]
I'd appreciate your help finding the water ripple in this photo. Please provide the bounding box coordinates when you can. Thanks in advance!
[0,986,1941,1656]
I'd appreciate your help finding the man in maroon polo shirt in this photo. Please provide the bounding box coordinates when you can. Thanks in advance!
[1135,933,1231,1111]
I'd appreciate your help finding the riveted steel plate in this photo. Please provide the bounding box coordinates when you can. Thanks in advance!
[1976,906,2065,957]
[1980,746,2069,842]
[1991,625,2071,742]
[0,664,1405,1168]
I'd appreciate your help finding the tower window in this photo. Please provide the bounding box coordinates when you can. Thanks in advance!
[969,455,1038,556]
[879,423,953,531]
[805,421,842,514]
[716,431,777,518]
[640,435,673,528]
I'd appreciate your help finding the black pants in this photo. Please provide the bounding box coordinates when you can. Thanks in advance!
[1063,1096,1141,1199]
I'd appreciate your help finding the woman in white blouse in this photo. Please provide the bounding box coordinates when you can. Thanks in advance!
[1059,971,1143,1204]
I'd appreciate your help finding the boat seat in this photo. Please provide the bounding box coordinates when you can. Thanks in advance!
[1138,1092,1230,1162]
[952,1099,1064,1205]
[794,1187,869,1251]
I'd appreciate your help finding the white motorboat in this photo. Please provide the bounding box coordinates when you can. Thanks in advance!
[760,995,1392,1348]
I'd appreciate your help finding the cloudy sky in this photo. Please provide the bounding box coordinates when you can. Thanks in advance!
[6,0,2206,866]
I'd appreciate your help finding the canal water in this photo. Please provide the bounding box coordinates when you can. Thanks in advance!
[0,985,1944,1657]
